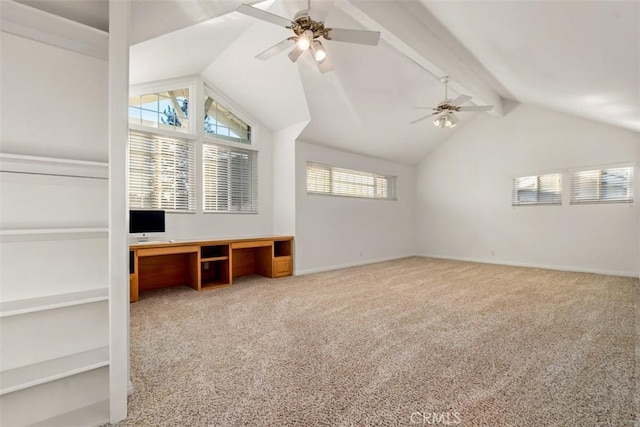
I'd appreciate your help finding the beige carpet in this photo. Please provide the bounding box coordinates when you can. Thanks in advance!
[112,257,638,426]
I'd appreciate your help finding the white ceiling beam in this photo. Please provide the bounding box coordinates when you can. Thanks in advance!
[336,0,505,117]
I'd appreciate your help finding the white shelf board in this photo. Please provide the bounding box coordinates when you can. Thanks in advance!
[0,288,108,318]
[0,227,108,236]
[0,153,108,179]
[30,399,110,427]
[0,346,109,395]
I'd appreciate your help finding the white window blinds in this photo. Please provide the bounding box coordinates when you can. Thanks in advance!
[512,173,562,206]
[571,166,634,204]
[307,162,397,200]
[203,143,258,212]
[129,131,196,211]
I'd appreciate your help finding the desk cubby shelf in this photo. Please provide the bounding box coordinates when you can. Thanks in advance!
[200,244,231,289]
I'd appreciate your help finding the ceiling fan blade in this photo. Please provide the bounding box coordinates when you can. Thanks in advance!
[237,4,294,28]
[410,112,438,124]
[449,95,471,106]
[314,55,333,74]
[324,28,380,46]
[288,46,304,62]
[458,105,493,112]
[256,37,296,60]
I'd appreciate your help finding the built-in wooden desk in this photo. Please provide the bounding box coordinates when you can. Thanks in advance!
[129,236,293,302]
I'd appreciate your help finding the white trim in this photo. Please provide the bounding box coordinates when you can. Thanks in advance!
[294,254,413,276]
[203,134,258,152]
[0,1,108,60]
[108,0,130,422]
[0,227,108,236]
[128,124,198,142]
[0,153,108,179]
[203,82,258,146]
[566,161,638,173]
[415,253,639,278]
[129,75,200,96]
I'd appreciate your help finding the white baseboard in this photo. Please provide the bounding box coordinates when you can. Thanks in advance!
[295,254,414,276]
[416,253,639,278]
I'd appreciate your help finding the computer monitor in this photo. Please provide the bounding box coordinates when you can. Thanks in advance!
[129,210,165,242]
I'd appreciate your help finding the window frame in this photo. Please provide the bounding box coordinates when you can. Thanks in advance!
[570,164,635,205]
[128,130,197,213]
[203,85,254,146]
[511,172,563,206]
[202,141,259,214]
[129,80,198,136]
[306,162,397,201]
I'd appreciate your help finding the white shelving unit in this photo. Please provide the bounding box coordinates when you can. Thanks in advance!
[0,151,110,425]
[1,154,110,424]
[1,3,120,424]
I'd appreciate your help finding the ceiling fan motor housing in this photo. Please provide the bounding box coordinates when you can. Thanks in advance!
[291,11,326,39]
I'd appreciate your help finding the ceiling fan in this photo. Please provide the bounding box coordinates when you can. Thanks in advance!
[411,76,493,128]
[237,1,380,74]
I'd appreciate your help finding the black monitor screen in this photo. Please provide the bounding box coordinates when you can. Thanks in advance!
[129,210,165,234]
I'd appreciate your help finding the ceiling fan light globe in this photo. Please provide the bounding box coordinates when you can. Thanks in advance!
[445,113,459,128]
[297,36,310,51]
[311,40,327,62]
[297,29,314,51]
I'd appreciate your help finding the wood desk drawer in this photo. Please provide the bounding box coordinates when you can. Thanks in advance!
[273,256,292,277]
[231,241,273,249]
[137,245,199,257]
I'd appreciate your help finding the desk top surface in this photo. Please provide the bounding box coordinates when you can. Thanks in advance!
[130,235,293,250]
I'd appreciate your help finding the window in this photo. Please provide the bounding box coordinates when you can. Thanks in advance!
[129,88,189,133]
[204,95,251,144]
[571,166,634,204]
[307,163,397,200]
[129,131,196,211]
[203,143,258,212]
[512,173,562,206]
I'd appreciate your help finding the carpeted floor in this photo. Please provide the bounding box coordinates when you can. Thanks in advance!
[112,257,638,426]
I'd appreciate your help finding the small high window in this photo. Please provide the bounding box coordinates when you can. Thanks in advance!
[129,89,189,133]
[512,173,562,206]
[204,95,251,144]
[571,166,634,204]
[307,163,397,200]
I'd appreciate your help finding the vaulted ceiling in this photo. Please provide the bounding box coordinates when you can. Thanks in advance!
[15,0,640,165]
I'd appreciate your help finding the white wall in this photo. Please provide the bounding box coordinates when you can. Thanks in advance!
[295,142,415,274]
[0,32,108,161]
[416,103,640,277]
[272,122,308,237]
